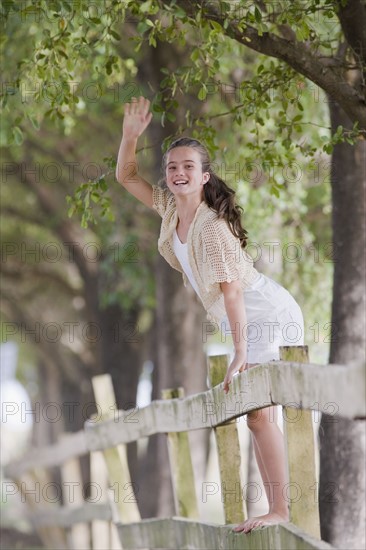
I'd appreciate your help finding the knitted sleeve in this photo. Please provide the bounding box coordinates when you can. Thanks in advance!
[152,185,172,217]
[200,217,254,287]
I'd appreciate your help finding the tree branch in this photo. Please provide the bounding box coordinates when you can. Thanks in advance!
[0,293,95,382]
[1,205,48,227]
[180,1,366,129]
[1,262,79,297]
[21,151,98,267]
[225,22,366,128]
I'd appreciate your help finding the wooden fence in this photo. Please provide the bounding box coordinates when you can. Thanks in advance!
[4,346,365,550]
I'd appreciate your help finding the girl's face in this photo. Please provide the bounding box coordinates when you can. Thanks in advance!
[165,147,210,199]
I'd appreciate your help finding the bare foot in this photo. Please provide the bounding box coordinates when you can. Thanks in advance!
[233,512,288,534]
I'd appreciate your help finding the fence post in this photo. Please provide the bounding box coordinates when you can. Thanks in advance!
[90,450,113,550]
[280,345,321,539]
[60,447,90,550]
[91,374,140,526]
[161,387,199,519]
[19,469,68,550]
[208,355,247,525]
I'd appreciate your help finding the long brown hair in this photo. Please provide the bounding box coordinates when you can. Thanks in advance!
[162,137,248,248]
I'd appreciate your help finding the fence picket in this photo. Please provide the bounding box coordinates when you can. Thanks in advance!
[208,355,247,524]
[60,449,91,550]
[19,469,68,549]
[91,374,141,525]
[280,346,321,539]
[162,387,199,519]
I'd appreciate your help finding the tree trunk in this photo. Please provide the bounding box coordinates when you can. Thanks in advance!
[98,303,144,484]
[136,44,210,517]
[319,100,366,548]
[138,254,209,518]
[32,360,64,448]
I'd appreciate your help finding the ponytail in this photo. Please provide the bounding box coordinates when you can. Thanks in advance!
[163,137,249,249]
[203,173,248,248]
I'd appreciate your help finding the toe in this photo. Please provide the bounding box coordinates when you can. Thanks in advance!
[244,522,254,533]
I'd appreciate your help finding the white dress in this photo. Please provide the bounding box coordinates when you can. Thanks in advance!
[173,230,304,363]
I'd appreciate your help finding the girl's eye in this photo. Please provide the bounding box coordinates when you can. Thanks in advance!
[185,165,193,169]
[168,166,175,170]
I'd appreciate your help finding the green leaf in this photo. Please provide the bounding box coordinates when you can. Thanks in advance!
[27,114,40,130]
[57,49,68,59]
[68,204,76,218]
[81,215,88,229]
[140,0,152,13]
[335,125,343,137]
[149,34,157,48]
[99,179,108,192]
[13,126,23,145]
[190,48,200,63]
[109,29,121,41]
[210,20,223,32]
[152,103,164,113]
[198,85,207,101]
[91,192,100,203]
[137,21,149,34]
[254,6,262,23]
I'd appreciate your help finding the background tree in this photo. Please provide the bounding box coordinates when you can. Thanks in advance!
[1,2,209,518]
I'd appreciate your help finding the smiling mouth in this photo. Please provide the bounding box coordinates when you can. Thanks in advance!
[173,180,188,185]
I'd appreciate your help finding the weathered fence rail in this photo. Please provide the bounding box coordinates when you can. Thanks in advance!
[5,358,364,478]
[4,348,365,550]
[116,518,335,550]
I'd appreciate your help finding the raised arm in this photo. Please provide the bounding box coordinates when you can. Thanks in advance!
[116,96,154,209]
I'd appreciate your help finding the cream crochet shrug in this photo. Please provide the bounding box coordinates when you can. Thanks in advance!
[152,185,259,323]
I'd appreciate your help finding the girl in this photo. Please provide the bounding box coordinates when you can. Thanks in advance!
[116,96,304,533]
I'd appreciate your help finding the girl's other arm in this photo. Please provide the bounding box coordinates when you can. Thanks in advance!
[221,280,248,393]
[116,96,154,209]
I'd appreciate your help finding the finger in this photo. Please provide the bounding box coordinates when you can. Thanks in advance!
[128,96,139,113]
[223,377,231,393]
[238,363,248,373]
[141,100,151,118]
[145,112,153,125]
[133,97,149,117]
